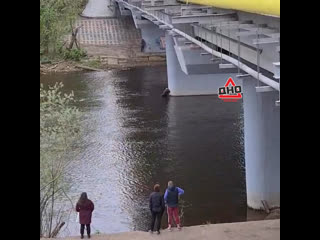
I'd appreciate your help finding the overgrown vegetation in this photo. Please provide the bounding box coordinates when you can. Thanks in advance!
[63,48,87,61]
[84,58,102,68]
[40,0,88,60]
[40,83,82,238]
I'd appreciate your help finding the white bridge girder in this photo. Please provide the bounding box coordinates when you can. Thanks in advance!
[115,0,280,92]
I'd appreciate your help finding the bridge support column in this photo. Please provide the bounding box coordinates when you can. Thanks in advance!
[242,78,280,210]
[139,24,165,53]
[165,32,239,96]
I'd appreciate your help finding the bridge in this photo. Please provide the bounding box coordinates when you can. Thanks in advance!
[84,0,280,211]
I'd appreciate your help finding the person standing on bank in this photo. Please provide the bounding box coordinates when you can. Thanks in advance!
[76,192,94,239]
[141,39,146,52]
[164,181,184,231]
[149,184,165,234]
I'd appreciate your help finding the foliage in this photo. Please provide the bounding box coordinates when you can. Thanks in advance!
[40,0,88,56]
[63,48,87,61]
[83,58,102,68]
[40,82,82,238]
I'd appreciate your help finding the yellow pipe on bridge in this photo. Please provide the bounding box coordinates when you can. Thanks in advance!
[181,0,280,17]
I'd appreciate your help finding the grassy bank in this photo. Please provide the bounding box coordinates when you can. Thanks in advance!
[40,54,166,74]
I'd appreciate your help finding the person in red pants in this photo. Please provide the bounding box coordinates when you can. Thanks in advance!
[76,192,94,239]
[164,181,184,231]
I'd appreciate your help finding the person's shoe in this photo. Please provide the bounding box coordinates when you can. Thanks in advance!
[167,225,172,231]
[157,231,160,235]
[148,230,153,234]
[177,224,182,231]
[88,234,91,238]
[80,235,84,239]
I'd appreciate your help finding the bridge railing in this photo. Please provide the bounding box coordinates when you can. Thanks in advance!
[127,0,142,8]
[150,10,172,24]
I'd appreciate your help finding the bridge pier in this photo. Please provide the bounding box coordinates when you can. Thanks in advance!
[130,10,166,53]
[242,78,280,209]
[140,24,166,53]
[165,32,240,96]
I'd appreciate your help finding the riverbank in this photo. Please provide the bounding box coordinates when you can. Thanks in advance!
[247,207,280,221]
[40,13,166,75]
[40,44,166,74]
[40,55,166,74]
[41,219,280,240]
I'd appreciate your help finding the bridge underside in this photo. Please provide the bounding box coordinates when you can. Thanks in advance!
[117,0,280,97]
[110,0,280,210]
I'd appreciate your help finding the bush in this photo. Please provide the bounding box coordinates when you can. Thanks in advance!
[85,59,101,68]
[40,82,82,238]
[40,56,51,64]
[63,48,87,61]
[40,0,89,56]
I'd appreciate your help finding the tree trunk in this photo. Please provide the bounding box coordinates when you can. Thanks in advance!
[68,25,82,50]
[51,222,65,238]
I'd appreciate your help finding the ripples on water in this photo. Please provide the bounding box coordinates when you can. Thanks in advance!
[40,66,246,236]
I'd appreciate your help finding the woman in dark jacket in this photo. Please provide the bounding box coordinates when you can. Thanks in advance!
[149,184,165,234]
[76,192,94,239]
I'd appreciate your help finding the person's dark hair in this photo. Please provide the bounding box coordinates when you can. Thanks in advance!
[154,184,160,192]
[77,192,88,206]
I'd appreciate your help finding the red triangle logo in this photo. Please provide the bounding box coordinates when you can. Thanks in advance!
[225,78,236,87]
[219,78,242,100]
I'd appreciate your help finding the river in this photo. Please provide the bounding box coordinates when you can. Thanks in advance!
[40,66,247,237]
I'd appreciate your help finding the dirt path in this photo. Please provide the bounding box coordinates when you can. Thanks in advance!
[82,0,115,18]
[42,220,280,240]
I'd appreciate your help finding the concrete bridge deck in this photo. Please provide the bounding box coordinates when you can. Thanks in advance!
[53,220,280,240]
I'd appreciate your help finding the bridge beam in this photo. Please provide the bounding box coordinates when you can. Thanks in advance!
[165,31,240,96]
[171,13,237,24]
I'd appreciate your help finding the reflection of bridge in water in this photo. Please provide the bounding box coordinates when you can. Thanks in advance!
[89,0,280,211]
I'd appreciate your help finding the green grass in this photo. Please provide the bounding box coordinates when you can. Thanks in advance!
[82,58,102,69]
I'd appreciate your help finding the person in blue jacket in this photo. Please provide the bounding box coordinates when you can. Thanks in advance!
[164,181,184,231]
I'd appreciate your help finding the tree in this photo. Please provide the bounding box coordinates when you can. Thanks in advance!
[40,82,82,238]
[40,0,88,56]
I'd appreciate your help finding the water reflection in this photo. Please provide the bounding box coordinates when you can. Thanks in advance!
[40,66,245,237]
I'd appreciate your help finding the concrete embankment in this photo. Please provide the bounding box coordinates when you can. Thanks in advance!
[40,15,166,74]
